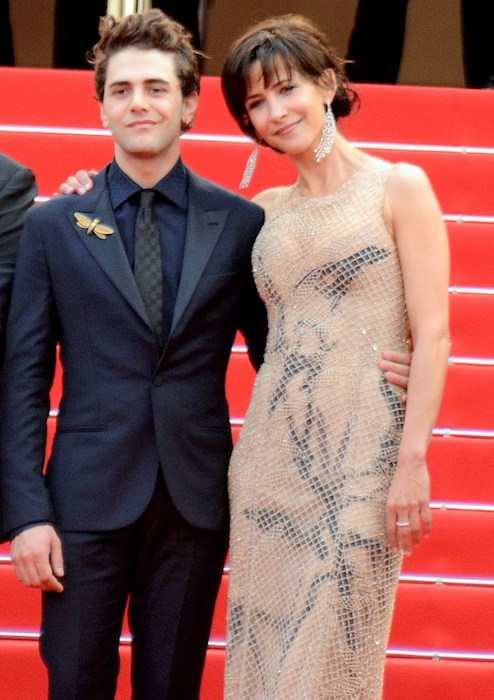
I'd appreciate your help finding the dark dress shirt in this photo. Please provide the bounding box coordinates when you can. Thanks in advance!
[107,158,188,342]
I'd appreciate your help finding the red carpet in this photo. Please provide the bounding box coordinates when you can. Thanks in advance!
[0,68,493,698]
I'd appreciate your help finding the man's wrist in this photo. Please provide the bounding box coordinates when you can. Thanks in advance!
[9,521,53,541]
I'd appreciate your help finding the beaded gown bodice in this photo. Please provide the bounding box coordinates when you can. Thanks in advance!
[225,157,408,700]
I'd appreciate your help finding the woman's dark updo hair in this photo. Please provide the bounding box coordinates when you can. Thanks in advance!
[221,14,359,142]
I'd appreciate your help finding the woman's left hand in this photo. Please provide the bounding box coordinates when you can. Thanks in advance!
[386,458,432,555]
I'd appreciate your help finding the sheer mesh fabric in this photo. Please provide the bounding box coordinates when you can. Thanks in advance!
[226,158,408,700]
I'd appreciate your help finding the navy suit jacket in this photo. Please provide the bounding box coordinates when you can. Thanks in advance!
[0,166,266,537]
[0,154,37,339]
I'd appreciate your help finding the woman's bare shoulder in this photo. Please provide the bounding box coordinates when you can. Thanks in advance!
[386,162,432,194]
[252,186,293,214]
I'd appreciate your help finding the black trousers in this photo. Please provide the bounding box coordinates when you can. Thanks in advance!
[0,0,14,65]
[40,475,228,699]
[53,0,203,69]
[346,0,409,85]
[346,0,494,88]
[461,2,494,88]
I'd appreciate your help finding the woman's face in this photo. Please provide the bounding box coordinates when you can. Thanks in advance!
[244,59,333,158]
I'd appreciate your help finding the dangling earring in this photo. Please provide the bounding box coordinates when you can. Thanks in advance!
[314,104,335,163]
[239,143,259,190]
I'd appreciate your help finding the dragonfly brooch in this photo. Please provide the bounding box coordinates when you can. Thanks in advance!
[74,212,114,240]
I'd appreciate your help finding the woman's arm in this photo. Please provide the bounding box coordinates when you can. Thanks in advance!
[385,163,450,555]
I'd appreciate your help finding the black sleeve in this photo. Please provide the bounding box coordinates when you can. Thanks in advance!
[0,210,58,539]
[0,157,37,337]
[237,206,268,372]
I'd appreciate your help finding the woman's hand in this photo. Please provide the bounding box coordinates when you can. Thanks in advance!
[56,169,98,195]
[386,456,432,555]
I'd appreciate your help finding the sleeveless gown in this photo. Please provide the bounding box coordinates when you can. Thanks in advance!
[225,158,409,700]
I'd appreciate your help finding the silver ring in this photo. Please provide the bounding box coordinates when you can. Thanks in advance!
[396,520,410,527]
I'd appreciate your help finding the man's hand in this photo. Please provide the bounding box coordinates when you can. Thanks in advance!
[380,350,411,394]
[11,525,64,593]
[57,169,98,195]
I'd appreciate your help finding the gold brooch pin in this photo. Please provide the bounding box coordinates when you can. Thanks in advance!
[74,212,114,240]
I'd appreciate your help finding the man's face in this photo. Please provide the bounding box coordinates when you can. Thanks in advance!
[100,47,197,164]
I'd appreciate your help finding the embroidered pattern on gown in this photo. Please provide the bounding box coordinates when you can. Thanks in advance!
[225,158,409,700]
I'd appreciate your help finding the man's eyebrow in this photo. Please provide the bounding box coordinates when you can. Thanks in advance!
[108,78,172,88]
[143,78,172,85]
[108,80,130,89]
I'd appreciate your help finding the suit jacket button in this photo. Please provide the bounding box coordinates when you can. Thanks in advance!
[153,376,164,387]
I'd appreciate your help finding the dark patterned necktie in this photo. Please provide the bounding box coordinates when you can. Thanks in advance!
[134,189,163,343]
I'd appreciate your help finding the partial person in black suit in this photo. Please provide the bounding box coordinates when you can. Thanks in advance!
[54,0,208,68]
[1,10,266,699]
[0,154,37,340]
[0,1,14,65]
[346,0,494,88]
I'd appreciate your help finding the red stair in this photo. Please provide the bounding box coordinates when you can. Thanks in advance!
[1,67,493,698]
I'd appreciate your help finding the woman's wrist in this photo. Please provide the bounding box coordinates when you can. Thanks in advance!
[397,445,429,468]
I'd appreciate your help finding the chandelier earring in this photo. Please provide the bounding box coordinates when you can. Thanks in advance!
[239,142,259,190]
[239,115,260,190]
[314,103,336,163]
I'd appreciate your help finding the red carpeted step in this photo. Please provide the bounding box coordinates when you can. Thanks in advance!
[0,637,223,699]
[210,574,494,651]
[3,508,494,634]
[201,648,225,700]
[341,83,494,148]
[0,639,132,699]
[0,565,40,629]
[449,293,494,357]
[204,653,494,700]
[1,133,494,217]
[2,65,493,700]
[231,416,494,507]
[383,657,494,700]
[161,142,494,219]
[0,132,113,195]
[448,222,494,288]
[390,582,494,651]
[437,363,494,429]
[231,433,494,505]
[0,639,48,700]
[2,68,493,148]
[0,69,238,135]
[403,509,494,578]
[428,436,494,503]
[44,292,494,413]
[3,500,491,580]
[234,292,494,359]
[225,352,255,418]
[220,507,494,579]
[0,639,492,700]
[226,351,494,429]
[0,68,102,129]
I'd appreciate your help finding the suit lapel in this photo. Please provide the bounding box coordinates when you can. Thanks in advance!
[169,174,228,337]
[68,173,152,332]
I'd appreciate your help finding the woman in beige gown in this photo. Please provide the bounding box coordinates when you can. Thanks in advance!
[221,15,450,700]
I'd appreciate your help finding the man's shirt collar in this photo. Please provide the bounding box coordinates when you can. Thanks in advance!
[108,158,188,210]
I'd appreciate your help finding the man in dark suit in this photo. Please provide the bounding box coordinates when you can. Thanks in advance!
[0,154,37,339]
[1,10,266,699]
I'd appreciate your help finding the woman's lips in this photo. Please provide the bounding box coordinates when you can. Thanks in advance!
[274,120,301,136]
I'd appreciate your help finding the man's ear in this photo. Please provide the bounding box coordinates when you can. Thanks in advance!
[181,91,199,131]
